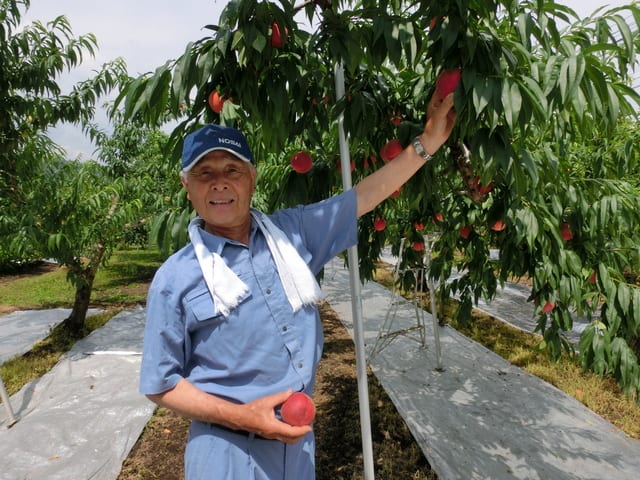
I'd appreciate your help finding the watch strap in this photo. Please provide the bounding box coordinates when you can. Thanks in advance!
[412,136,433,163]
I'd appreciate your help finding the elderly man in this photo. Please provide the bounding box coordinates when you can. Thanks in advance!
[140,92,456,479]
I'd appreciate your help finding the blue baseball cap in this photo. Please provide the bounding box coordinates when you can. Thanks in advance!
[181,124,255,172]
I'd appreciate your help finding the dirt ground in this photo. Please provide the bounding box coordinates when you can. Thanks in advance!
[117,301,436,480]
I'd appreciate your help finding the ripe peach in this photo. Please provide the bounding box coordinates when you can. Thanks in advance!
[373,216,387,232]
[380,139,403,162]
[412,241,425,252]
[290,151,313,174]
[208,90,225,113]
[560,222,573,241]
[460,225,473,239]
[271,22,285,48]
[281,392,316,426]
[491,219,506,231]
[542,301,555,313]
[435,68,462,97]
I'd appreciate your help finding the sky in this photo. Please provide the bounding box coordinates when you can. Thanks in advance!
[19,0,632,159]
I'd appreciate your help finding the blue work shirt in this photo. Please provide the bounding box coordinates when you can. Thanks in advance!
[140,189,357,479]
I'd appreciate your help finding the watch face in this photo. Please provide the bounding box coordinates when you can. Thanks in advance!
[413,138,431,161]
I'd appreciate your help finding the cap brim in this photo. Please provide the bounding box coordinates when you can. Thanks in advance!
[182,147,253,172]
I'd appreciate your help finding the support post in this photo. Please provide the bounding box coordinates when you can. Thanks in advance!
[335,62,375,480]
[0,375,17,428]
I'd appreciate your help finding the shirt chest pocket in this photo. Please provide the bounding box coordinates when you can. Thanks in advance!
[185,288,223,327]
[185,286,250,326]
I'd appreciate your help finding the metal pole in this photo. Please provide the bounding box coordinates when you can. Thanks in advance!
[0,375,17,428]
[425,234,443,371]
[335,62,376,480]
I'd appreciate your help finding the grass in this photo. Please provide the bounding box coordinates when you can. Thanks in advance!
[0,266,74,310]
[0,249,161,311]
[0,248,164,396]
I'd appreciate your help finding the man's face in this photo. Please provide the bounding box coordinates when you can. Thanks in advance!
[181,151,257,237]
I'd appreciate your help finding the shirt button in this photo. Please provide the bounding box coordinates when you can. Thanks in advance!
[265,289,271,295]
[282,326,288,332]
[297,362,303,369]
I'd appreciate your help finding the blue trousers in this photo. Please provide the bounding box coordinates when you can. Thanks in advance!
[185,420,315,479]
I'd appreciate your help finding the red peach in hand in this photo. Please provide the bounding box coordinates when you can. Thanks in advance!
[435,68,462,97]
[281,392,316,427]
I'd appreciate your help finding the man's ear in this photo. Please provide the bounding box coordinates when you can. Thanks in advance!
[180,176,191,200]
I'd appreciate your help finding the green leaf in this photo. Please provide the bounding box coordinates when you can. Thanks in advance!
[520,149,539,188]
[632,288,640,332]
[518,76,548,120]
[616,283,631,317]
[592,333,608,375]
[171,43,193,105]
[501,79,522,130]
[472,76,492,116]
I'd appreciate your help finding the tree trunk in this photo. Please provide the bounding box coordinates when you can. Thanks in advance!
[64,279,93,335]
[63,241,106,336]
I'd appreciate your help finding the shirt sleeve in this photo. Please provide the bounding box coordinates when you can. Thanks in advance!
[139,262,188,395]
[272,189,358,275]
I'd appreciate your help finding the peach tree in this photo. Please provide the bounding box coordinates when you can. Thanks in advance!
[0,0,128,268]
[116,0,640,398]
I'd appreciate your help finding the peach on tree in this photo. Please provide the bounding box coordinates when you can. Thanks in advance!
[290,151,313,174]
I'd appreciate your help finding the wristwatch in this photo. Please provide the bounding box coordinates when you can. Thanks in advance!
[412,136,433,163]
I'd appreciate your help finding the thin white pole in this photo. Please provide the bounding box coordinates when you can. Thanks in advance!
[0,375,17,428]
[425,234,444,371]
[334,62,375,480]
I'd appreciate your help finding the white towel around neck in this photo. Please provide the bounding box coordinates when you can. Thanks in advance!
[188,211,323,316]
